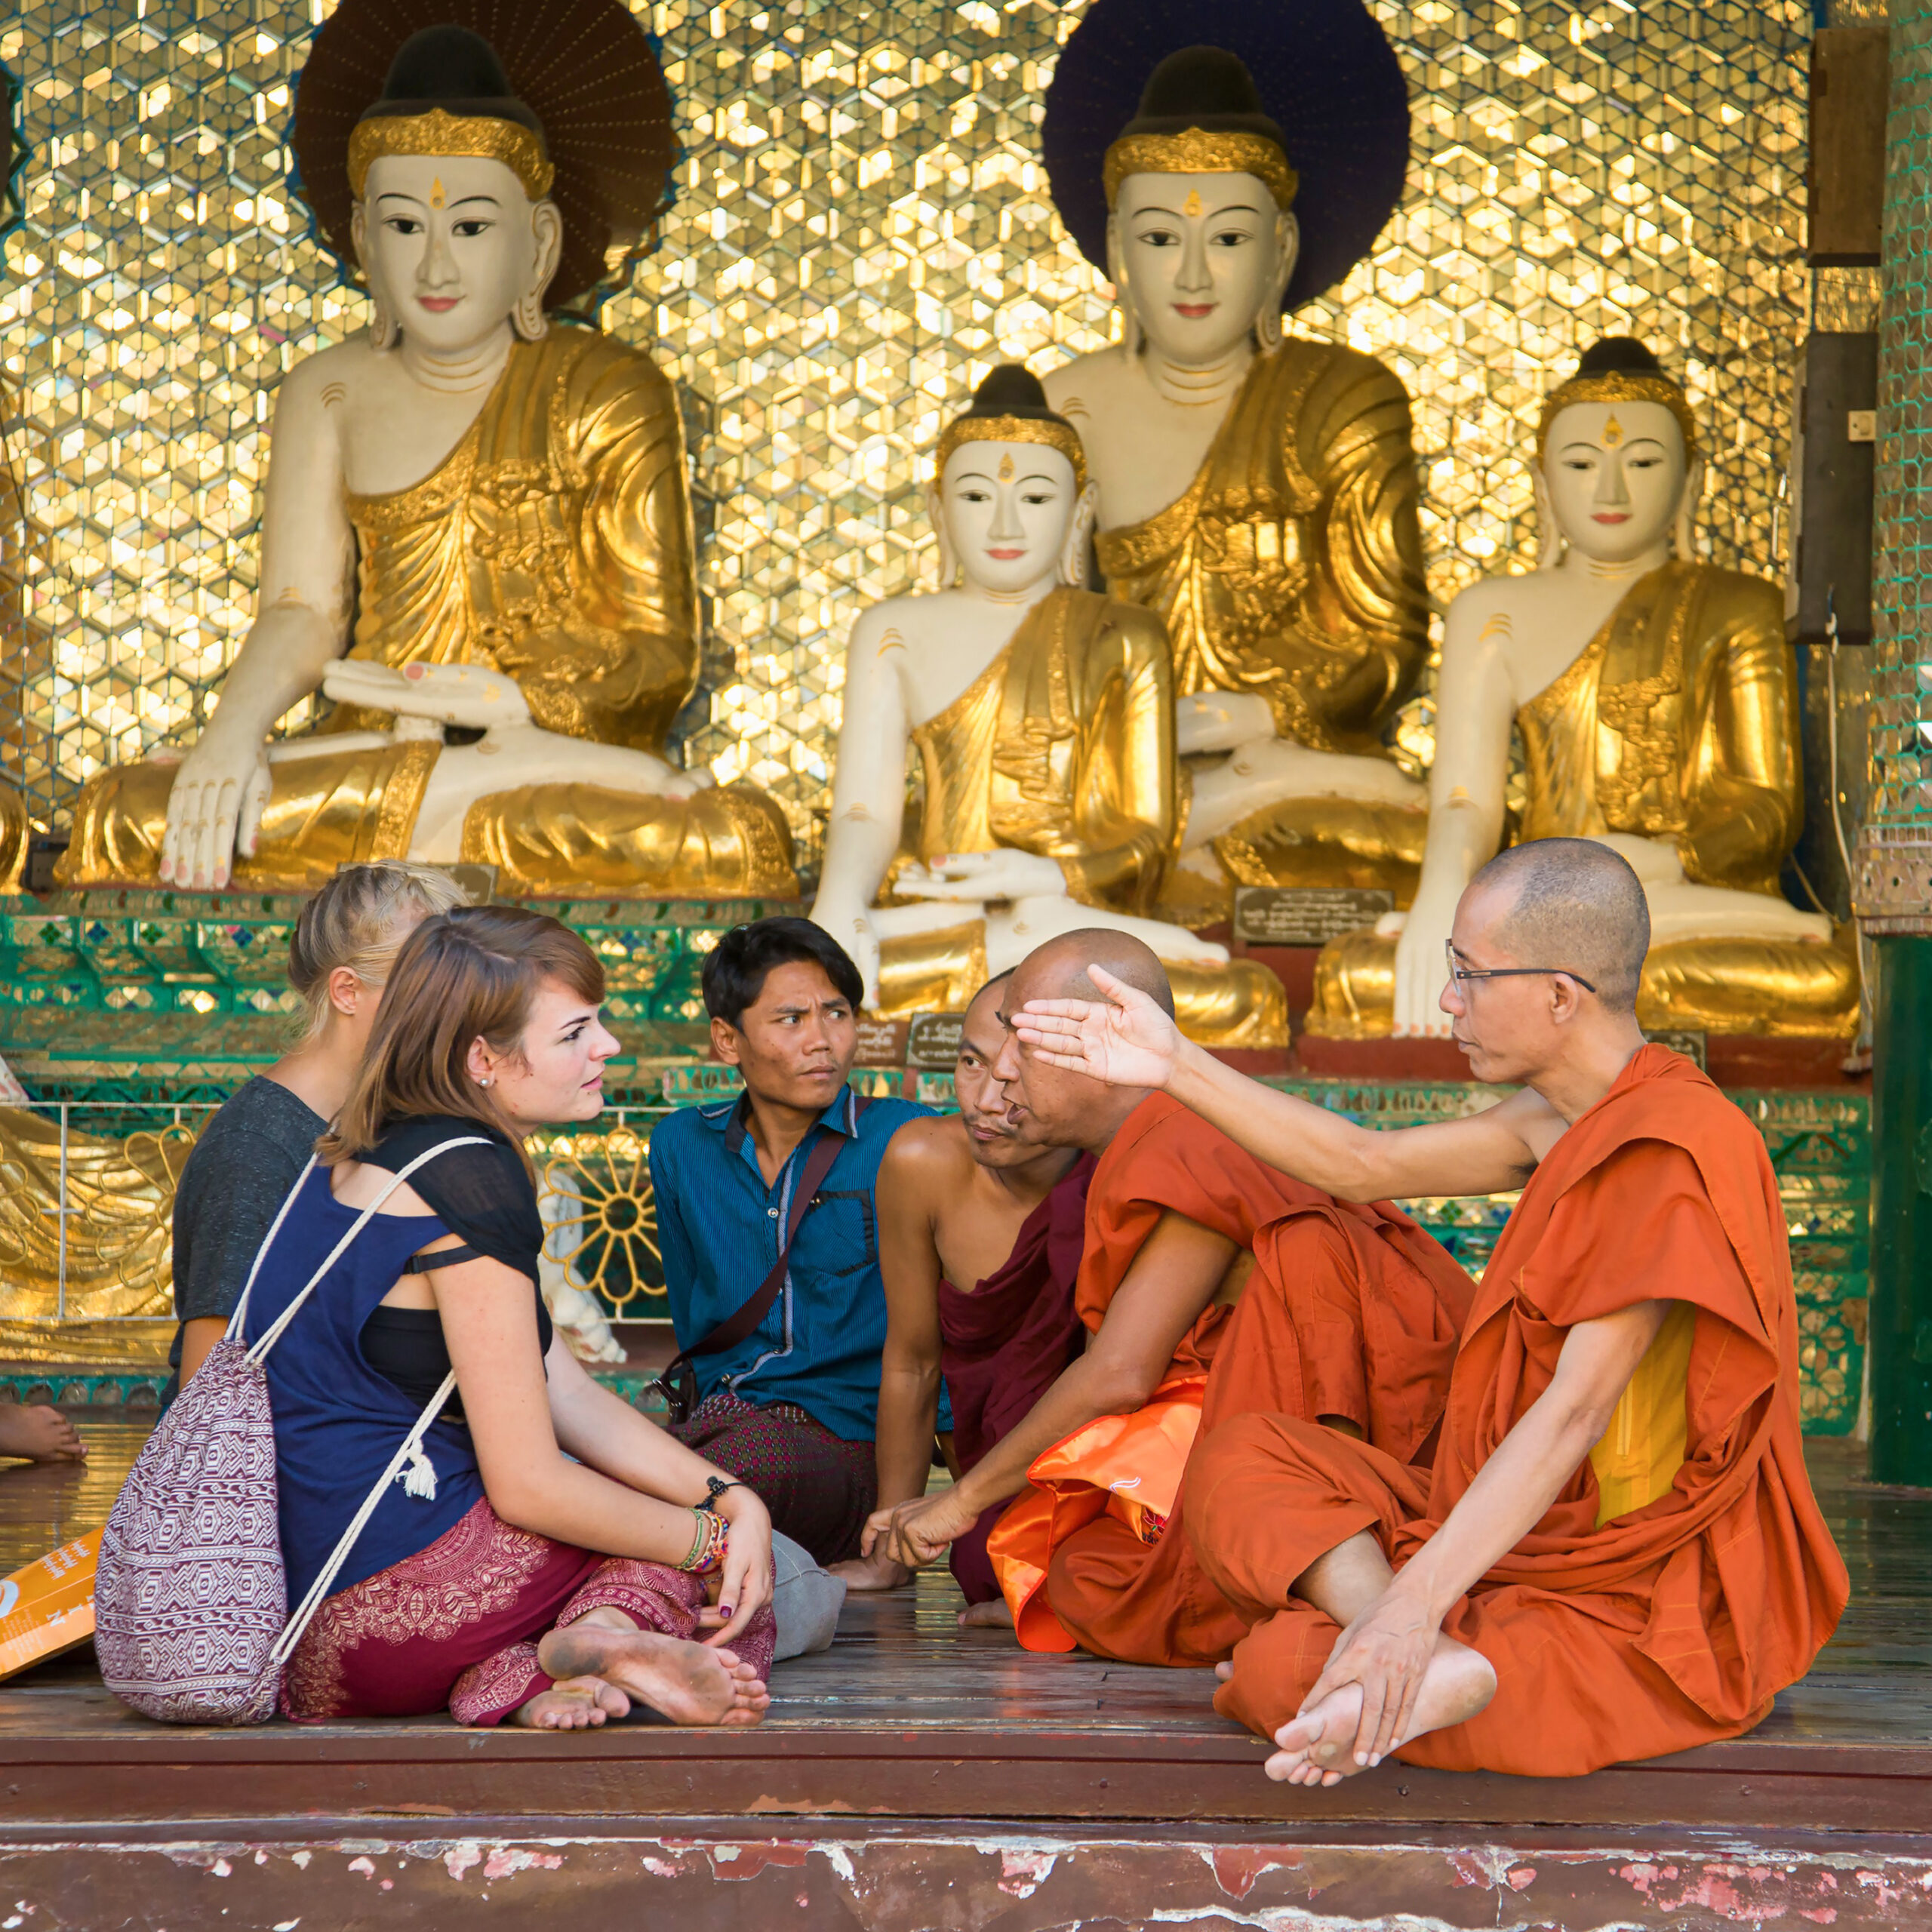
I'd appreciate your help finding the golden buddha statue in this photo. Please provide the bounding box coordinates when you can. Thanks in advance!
[809,368,1284,1048]
[1309,338,1859,1041]
[1039,34,1428,919]
[60,15,794,900]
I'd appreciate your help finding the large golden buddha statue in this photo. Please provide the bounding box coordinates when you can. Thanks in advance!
[1310,339,1859,1040]
[809,368,1284,1048]
[60,13,794,899]
[1039,22,1428,919]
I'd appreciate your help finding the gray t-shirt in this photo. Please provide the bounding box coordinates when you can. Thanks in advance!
[169,1075,327,1370]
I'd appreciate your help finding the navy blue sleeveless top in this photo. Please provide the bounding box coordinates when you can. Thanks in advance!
[245,1158,490,1604]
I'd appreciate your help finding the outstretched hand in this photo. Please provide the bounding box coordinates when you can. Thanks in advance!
[1012,962,1184,1091]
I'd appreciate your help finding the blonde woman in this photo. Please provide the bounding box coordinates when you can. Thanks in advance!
[169,861,465,1394]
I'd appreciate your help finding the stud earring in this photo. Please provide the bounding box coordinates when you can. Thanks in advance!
[478,1074,494,1088]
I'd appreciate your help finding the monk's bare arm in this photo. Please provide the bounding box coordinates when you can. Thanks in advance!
[1164,1049,1549,1201]
[1016,973,1552,1199]
[869,1128,949,1517]
[922,1211,1236,1534]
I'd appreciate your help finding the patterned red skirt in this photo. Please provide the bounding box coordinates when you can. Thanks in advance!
[281,1497,777,1726]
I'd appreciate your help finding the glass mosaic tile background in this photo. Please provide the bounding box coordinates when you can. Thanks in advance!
[0,0,1812,873]
[1871,2,1932,835]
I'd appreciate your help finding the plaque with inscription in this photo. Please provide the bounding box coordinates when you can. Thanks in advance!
[852,1016,909,1068]
[1643,1028,1707,1071]
[1233,886,1394,948]
[906,1011,967,1070]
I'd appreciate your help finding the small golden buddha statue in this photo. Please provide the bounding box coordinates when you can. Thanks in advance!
[60,17,794,900]
[1040,39,1428,920]
[810,367,1284,1048]
[1309,338,1859,1040]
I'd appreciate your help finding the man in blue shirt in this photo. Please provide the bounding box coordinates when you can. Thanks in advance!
[650,917,931,1564]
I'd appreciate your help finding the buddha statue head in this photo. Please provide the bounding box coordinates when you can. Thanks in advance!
[1103,48,1298,361]
[1534,337,1703,570]
[346,26,562,352]
[931,366,1098,595]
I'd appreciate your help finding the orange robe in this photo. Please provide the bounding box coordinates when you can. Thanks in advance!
[1187,1045,1850,1777]
[988,1093,1473,1660]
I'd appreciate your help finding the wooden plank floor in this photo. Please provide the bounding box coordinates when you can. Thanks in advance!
[2,1417,1927,1835]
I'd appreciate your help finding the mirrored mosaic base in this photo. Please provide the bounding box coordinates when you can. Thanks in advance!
[0,0,1810,875]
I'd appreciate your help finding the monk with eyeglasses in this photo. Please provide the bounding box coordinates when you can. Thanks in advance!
[1014,837,1846,1781]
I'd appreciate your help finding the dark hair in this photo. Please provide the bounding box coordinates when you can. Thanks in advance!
[320,906,605,1174]
[703,917,864,1028]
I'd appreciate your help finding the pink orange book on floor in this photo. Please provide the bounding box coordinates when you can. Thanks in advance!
[0,1530,100,1681]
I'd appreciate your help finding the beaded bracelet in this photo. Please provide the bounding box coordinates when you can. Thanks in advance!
[677,1506,729,1575]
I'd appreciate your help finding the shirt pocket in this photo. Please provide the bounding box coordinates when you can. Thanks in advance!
[804,1187,877,1280]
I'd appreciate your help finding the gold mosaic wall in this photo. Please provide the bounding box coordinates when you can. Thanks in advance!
[0,0,1812,867]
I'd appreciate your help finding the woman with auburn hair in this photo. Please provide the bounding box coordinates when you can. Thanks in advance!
[242,905,775,1730]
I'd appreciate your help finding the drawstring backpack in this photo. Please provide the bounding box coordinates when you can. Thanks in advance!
[94,1138,486,1725]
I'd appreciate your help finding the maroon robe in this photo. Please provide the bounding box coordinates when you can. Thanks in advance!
[937,1153,1095,1602]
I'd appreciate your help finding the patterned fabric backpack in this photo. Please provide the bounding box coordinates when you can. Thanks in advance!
[94,1139,481,1725]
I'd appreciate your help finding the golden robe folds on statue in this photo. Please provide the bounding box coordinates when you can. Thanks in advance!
[60,331,796,897]
[1099,340,1431,911]
[1312,561,1861,1038]
[873,583,1284,1047]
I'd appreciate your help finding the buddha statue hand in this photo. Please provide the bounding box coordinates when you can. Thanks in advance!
[321,658,534,731]
[1386,880,1457,1039]
[158,725,274,891]
[897,850,1069,905]
[806,895,882,1005]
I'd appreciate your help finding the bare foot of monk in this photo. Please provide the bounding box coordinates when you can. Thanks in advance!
[0,1404,85,1463]
[1265,1643,1496,1787]
[958,1599,1014,1629]
[1215,1660,1233,1681]
[512,1675,631,1730]
[537,1614,771,1727]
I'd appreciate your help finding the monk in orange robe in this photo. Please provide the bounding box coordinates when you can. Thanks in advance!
[1015,838,1848,1779]
[871,930,1472,1663]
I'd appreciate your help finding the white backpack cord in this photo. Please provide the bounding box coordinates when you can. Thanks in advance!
[270,1370,457,1669]
[223,1155,318,1346]
[245,1138,491,1365]
[232,1134,492,1674]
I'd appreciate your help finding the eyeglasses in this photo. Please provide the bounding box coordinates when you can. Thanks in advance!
[1444,941,1596,995]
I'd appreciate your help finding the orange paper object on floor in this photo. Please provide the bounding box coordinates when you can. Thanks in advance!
[989,1093,1473,1659]
[0,1529,100,1681]
[1190,1047,1851,1777]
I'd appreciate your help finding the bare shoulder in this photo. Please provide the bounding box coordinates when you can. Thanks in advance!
[327,1158,436,1217]
[1042,346,1131,417]
[879,1113,975,1197]
[1484,1086,1569,1167]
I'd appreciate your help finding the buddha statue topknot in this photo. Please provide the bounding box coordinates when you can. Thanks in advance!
[1040,7,1429,920]
[60,8,795,898]
[810,365,1284,1048]
[1309,337,1860,1041]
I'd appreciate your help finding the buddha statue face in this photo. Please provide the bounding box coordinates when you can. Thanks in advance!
[934,441,1091,595]
[1108,171,1296,365]
[352,152,561,352]
[1537,399,1694,566]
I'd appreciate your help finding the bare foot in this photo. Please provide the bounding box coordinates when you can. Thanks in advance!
[1215,1660,1233,1681]
[0,1404,85,1463]
[828,1552,912,1592]
[537,1621,771,1727]
[1264,1642,1496,1787]
[512,1675,631,1730]
[957,1599,1014,1629]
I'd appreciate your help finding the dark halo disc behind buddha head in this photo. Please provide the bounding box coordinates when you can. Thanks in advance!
[1042,0,1411,312]
[291,0,678,316]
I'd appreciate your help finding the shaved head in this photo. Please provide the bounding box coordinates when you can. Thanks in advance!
[1010,929,1176,1018]
[1467,838,1649,1012]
